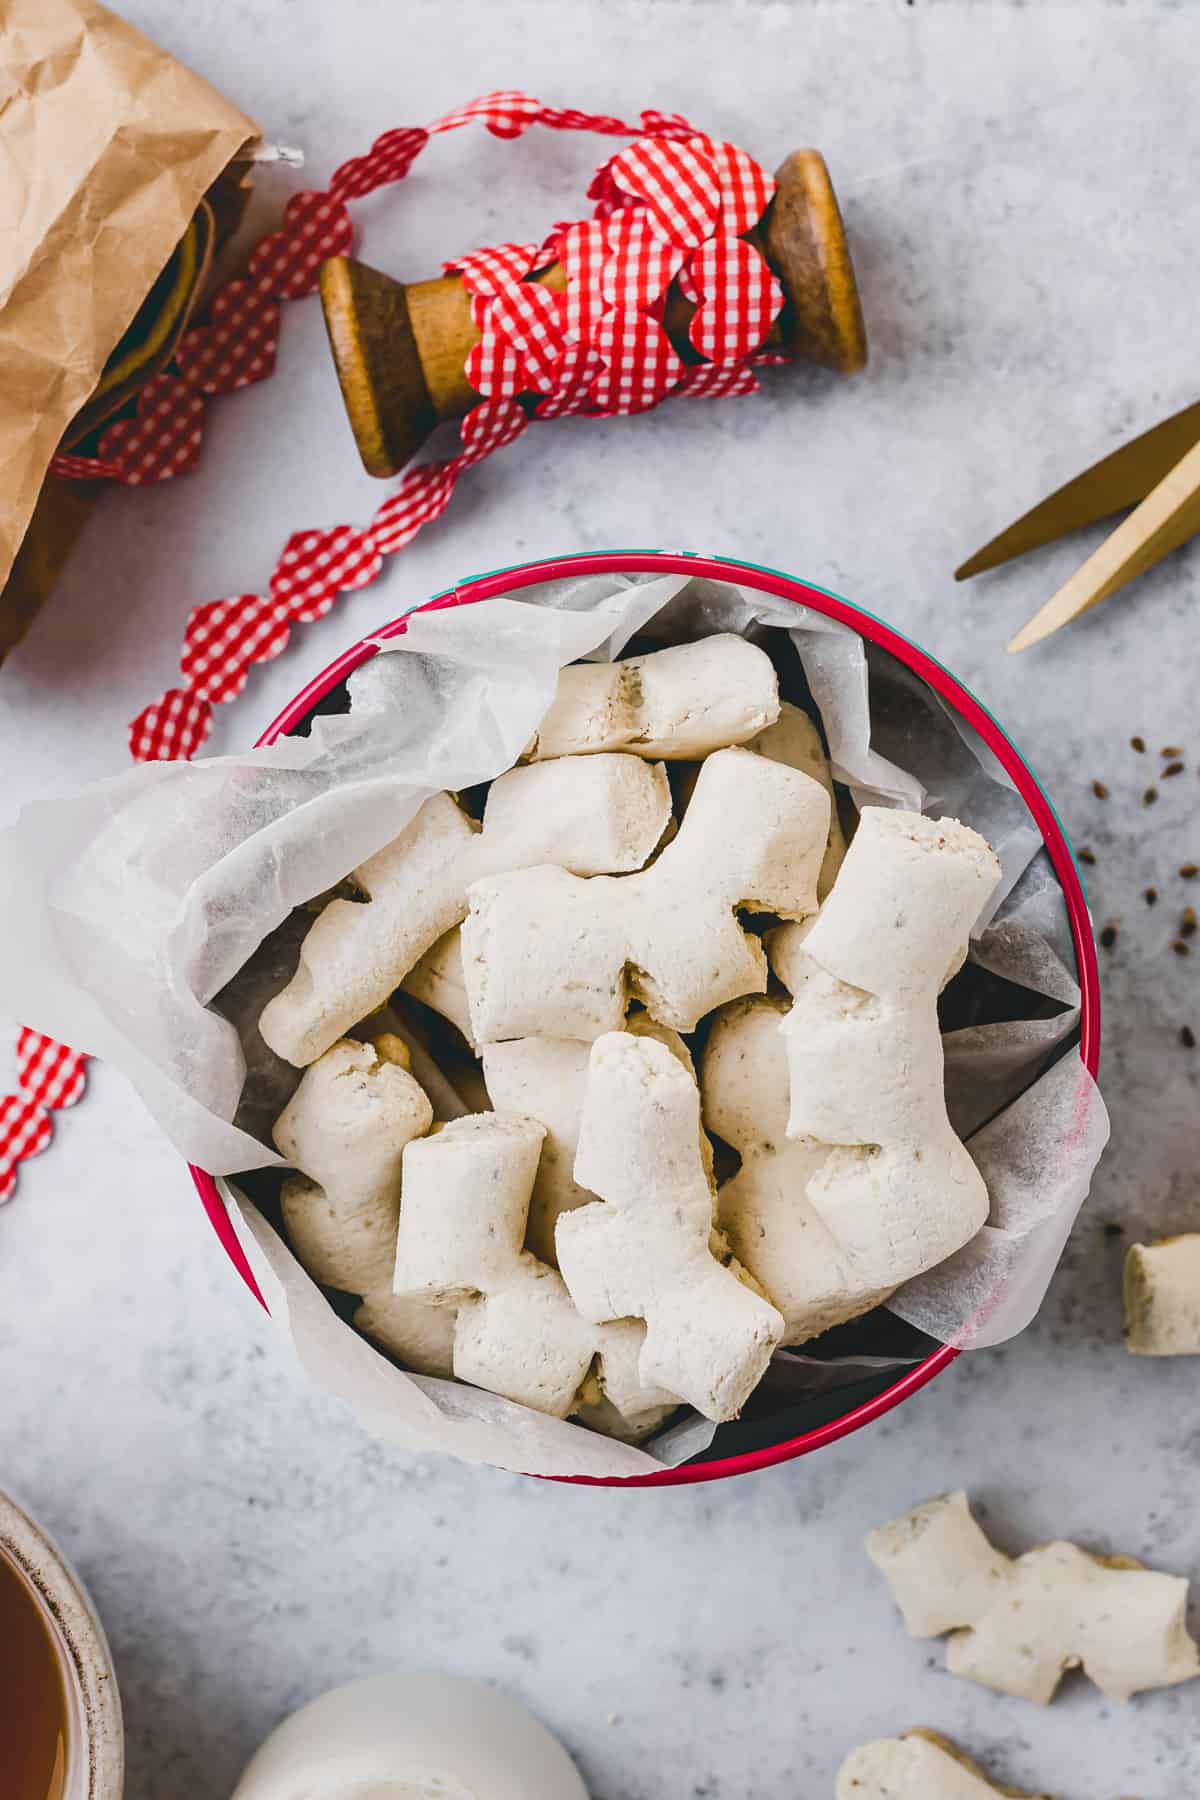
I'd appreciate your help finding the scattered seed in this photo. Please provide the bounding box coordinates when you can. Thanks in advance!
[1180,864,1199,879]
[1173,939,1191,956]
[1144,887,1159,906]
[1103,1221,1125,1239]
[1092,780,1109,800]
[1144,787,1159,806]
[1078,847,1097,866]
[1182,1026,1197,1049]
[1182,908,1198,939]
[1163,761,1185,778]
[1099,924,1119,950]
[1131,735,1146,753]
[1161,745,1184,758]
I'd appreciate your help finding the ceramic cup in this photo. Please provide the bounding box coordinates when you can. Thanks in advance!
[0,1488,124,1799]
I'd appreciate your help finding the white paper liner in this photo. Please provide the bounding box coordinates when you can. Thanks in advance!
[0,571,1109,1478]
[889,1052,1110,1347]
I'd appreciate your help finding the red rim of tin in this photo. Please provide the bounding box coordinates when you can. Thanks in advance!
[189,550,1101,1488]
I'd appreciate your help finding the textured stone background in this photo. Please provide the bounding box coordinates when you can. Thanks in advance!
[2,4,1198,1795]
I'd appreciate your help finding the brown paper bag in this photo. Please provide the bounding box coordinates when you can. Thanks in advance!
[0,0,259,653]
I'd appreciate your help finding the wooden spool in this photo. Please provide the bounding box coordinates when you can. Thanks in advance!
[319,149,868,478]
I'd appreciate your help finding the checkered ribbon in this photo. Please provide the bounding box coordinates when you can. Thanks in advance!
[0,1031,90,1202]
[457,136,783,424]
[13,93,784,1198]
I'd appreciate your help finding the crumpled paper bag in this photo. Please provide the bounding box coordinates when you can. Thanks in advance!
[0,0,258,609]
[0,571,1110,1478]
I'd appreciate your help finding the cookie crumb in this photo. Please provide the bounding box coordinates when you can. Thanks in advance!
[1092,780,1109,800]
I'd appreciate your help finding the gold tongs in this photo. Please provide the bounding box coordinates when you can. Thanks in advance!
[956,398,1200,652]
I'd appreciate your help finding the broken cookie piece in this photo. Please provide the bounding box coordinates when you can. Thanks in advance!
[1125,1234,1200,1355]
[867,1489,1200,1704]
[837,1729,1052,1799]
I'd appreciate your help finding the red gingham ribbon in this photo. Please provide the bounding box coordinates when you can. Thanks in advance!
[531,340,607,419]
[429,91,551,138]
[457,133,781,424]
[248,192,354,300]
[472,281,566,394]
[688,235,784,365]
[371,464,459,555]
[705,139,776,236]
[269,526,383,623]
[0,1031,90,1202]
[600,213,687,311]
[465,320,526,399]
[49,452,120,481]
[676,361,762,399]
[559,220,613,344]
[97,374,206,485]
[180,595,292,702]
[590,308,684,413]
[446,243,542,294]
[175,282,281,393]
[19,93,786,1198]
[329,128,429,201]
[607,138,722,248]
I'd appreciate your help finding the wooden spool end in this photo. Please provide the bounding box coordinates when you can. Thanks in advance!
[761,150,867,375]
[319,256,442,478]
